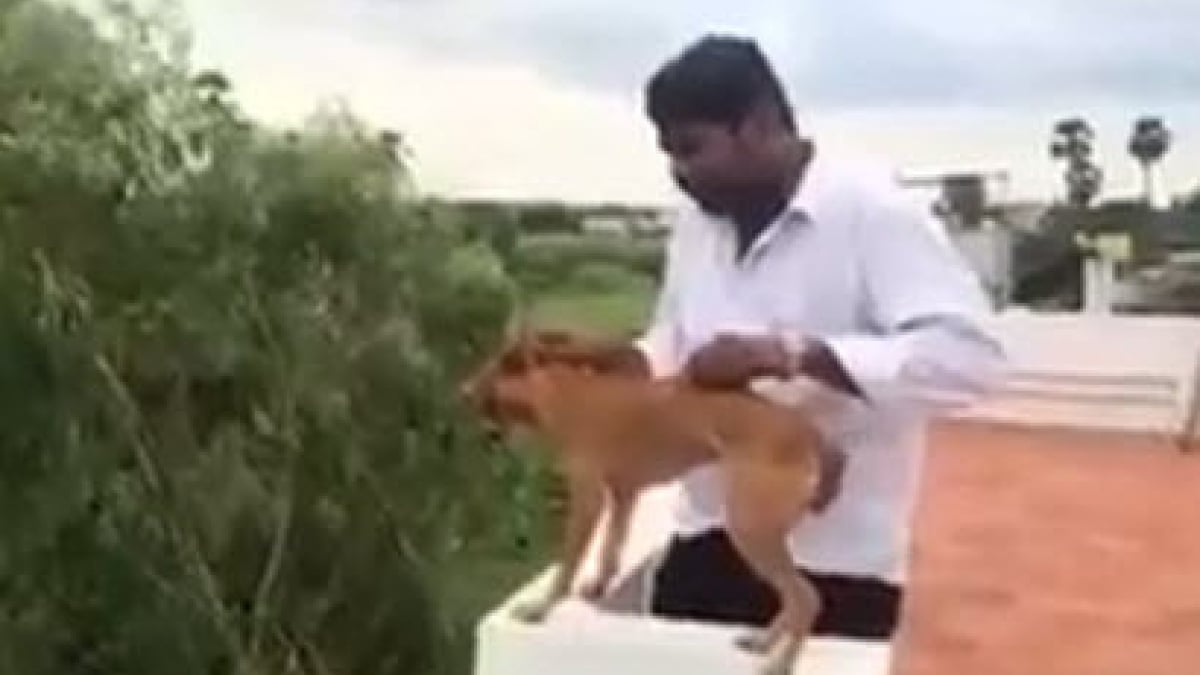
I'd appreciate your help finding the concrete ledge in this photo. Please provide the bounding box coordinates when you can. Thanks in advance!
[475,566,894,675]
[474,484,893,675]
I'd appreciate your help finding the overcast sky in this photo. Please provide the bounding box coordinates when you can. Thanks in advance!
[178,0,1200,205]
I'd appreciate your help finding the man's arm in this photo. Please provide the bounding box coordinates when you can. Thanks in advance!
[629,275,680,378]
[627,219,688,378]
[814,184,1007,412]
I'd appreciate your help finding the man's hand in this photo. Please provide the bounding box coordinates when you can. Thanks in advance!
[683,333,789,389]
[685,332,865,399]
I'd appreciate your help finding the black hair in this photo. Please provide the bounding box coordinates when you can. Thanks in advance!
[645,35,795,131]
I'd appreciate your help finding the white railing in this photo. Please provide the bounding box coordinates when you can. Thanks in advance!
[952,312,1200,448]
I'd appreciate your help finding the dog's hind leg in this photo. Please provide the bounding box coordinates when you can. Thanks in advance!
[580,482,635,603]
[725,461,821,675]
[511,465,605,623]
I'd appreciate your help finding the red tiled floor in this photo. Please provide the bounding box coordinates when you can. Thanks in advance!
[894,423,1200,675]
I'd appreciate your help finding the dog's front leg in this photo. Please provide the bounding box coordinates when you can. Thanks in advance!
[580,484,634,603]
[511,466,604,623]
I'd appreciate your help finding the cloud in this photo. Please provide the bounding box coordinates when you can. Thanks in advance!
[792,0,1200,108]
[177,0,1200,204]
[184,0,1200,110]
[350,0,1200,110]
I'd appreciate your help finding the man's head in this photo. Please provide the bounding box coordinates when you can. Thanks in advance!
[645,35,799,219]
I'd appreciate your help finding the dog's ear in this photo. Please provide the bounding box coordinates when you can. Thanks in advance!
[512,321,546,371]
[492,314,529,374]
[532,328,602,369]
[502,307,525,343]
[497,344,525,373]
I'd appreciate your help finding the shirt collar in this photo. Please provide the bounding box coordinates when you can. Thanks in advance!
[781,141,826,227]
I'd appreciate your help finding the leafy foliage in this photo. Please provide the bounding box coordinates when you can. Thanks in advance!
[1049,117,1103,208]
[514,202,581,235]
[1185,188,1200,214]
[512,233,662,293]
[0,2,549,674]
[1128,116,1171,166]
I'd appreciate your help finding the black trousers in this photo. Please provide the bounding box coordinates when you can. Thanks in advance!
[650,530,902,640]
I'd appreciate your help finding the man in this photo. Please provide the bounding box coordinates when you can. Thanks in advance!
[572,35,1005,641]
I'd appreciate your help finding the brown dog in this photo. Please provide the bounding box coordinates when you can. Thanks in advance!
[461,327,845,675]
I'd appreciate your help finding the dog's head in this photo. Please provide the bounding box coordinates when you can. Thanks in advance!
[459,327,586,440]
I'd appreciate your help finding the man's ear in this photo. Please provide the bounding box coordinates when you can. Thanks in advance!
[737,102,786,144]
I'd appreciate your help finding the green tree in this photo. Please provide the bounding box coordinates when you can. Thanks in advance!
[1050,117,1103,208]
[517,202,580,235]
[1185,188,1200,213]
[0,2,545,674]
[1128,116,1171,207]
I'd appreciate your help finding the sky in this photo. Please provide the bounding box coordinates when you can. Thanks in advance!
[172,0,1199,206]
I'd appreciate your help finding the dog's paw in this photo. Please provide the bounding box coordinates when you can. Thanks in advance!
[578,576,612,603]
[735,629,772,655]
[757,638,801,675]
[510,598,556,624]
[757,653,796,675]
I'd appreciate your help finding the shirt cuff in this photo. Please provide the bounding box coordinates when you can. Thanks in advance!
[820,334,907,403]
[634,335,677,378]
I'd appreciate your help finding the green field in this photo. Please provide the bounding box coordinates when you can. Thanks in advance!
[531,283,655,334]
[515,234,661,334]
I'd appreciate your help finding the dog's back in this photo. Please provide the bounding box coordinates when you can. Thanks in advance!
[528,366,823,481]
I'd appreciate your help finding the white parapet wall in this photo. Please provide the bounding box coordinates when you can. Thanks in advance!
[476,574,893,675]
[953,311,1200,444]
[475,487,895,675]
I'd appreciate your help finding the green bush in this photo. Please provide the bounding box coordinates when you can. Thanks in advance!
[511,234,664,292]
[568,261,650,293]
[443,202,520,270]
[0,2,545,674]
[514,202,580,235]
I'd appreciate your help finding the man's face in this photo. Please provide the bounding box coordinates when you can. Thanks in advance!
[658,120,768,216]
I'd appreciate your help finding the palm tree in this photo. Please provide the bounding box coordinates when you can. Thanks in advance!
[1065,163,1103,209]
[1049,117,1102,208]
[1050,117,1094,162]
[1128,116,1171,208]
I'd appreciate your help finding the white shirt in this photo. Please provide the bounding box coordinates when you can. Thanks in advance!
[635,149,1007,585]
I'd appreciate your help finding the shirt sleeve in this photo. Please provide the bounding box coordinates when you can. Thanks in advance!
[821,183,1008,413]
[634,218,685,378]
